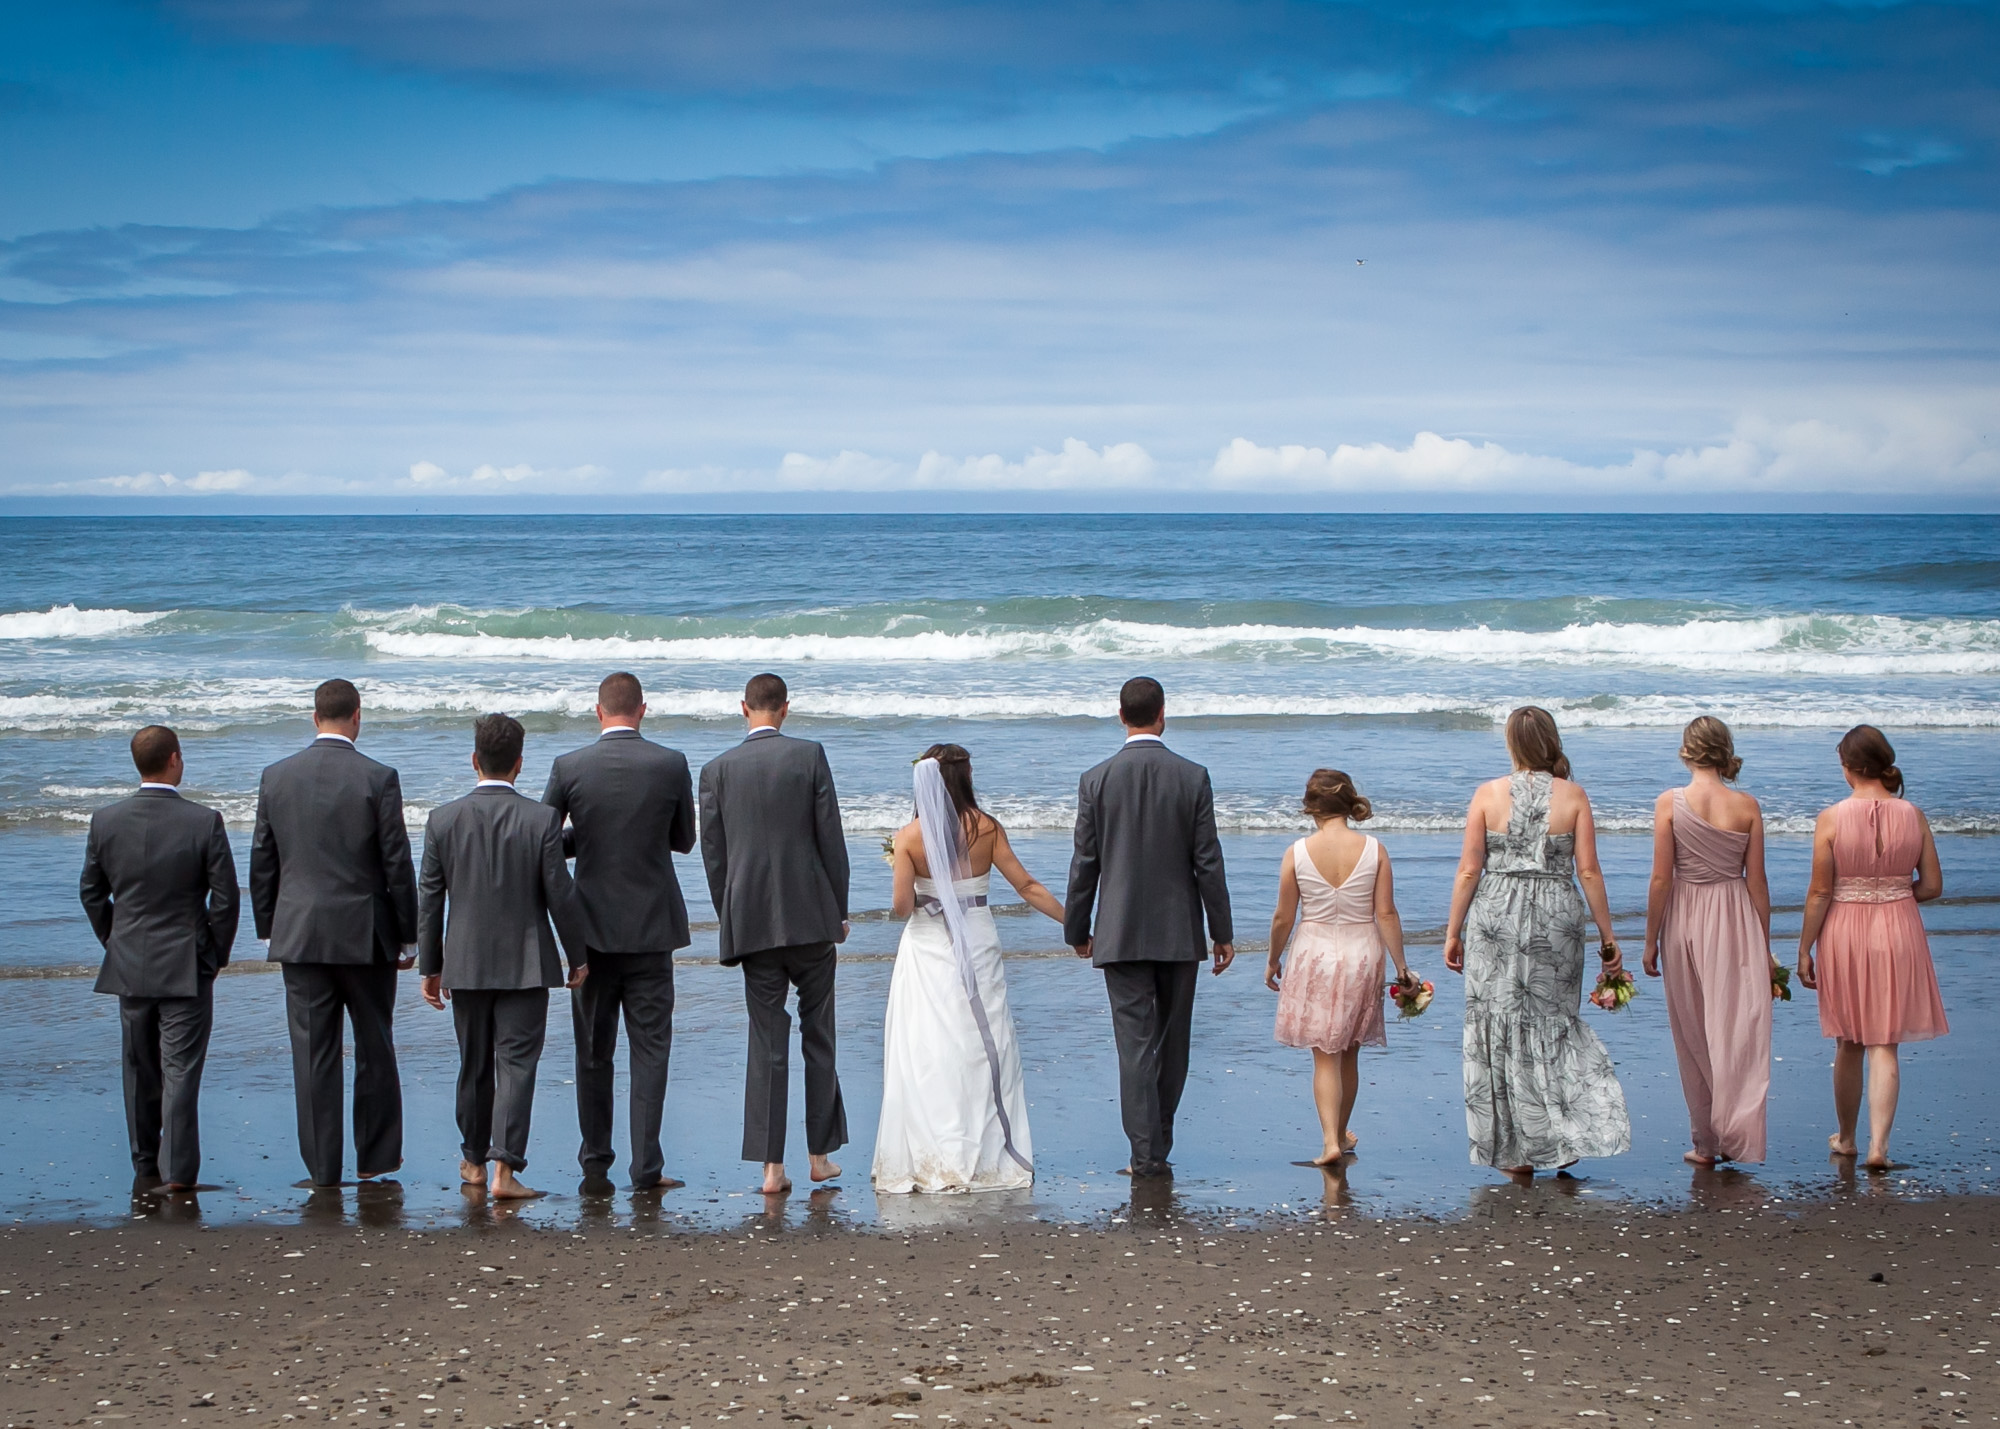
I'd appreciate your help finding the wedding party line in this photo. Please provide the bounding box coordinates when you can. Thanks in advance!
[77,669,1949,1201]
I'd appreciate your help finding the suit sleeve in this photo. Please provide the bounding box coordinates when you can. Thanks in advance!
[248,773,278,941]
[541,761,576,859]
[78,817,114,948]
[205,811,241,966]
[541,812,590,971]
[416,816,447,978]
[1063,772,1101,947]
[698,763,728,910]
[812,746,850,920]
[669,754,697,855]
[1191,770,1233,944]
[378,769,420,945]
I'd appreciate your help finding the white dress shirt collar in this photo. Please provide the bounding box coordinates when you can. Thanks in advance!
[314,732,355,747]
[475,778,516,789]
[138,782,180,793]
[598,725,641,739]
[744,726,783,741]
[1123,732,1164,745]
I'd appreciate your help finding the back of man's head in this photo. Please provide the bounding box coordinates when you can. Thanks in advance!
[598,671,643,718]
[1119,676,1165,728]
[474,713,525,776]
[744,672,788,712]
[315,678,362,725]
[131,725,181,780]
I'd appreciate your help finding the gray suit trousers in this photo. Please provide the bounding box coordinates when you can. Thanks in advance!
[119,980,214,1186]
[281,962,403,1185]
[571,952,675,1185]
[452,988,549,1171]
[1102,960,1199,1176]
[739,942,846,1163]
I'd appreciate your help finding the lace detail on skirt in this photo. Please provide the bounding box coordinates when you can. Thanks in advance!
[1832,875,1914,904]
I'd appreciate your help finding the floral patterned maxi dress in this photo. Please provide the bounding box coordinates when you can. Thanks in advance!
[1461,771,1632,1169]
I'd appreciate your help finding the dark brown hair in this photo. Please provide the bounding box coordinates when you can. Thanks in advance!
[1837,724,1903,796]
[474,712,525,776]
[921,743,990,845]
[1302,768,1373,823]
[1679,715,1743,781]
[314,677,361,724]
[598,671,643,717]
[744,672,788,712]
[130,725,180,779]
[1119,676,1165,727]
[1504,705,1572,781]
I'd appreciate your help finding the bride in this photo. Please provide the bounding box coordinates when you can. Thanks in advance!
[873,744,1066,1193]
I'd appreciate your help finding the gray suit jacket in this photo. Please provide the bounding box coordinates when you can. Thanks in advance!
[543,729,696,955]
[698,729,849,965]
[1064,739,1234,965]
[417,783,587,989]
[250,738,419,965]
[81,788,240,999]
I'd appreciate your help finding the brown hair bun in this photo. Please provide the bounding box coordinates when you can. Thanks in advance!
[1504,706,1572,781]
[1678,715,1744,781]
[1302,768,1373,823]
[1837,724,1903,796]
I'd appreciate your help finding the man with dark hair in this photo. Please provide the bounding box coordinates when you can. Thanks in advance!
[1065,678,1234,1178]
[544,672,696,1193]
[80,726,239,1191]
[420,714,588,1199]
[251,678,420,1188]
[699,673,850,1194]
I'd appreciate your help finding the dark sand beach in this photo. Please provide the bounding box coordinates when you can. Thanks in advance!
[2,1187,1992,1429]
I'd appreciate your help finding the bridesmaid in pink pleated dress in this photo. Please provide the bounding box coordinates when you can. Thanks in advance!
[1642,717,1778,1167]
[1265,770,1413,1166]
[1797,725,1947,1172]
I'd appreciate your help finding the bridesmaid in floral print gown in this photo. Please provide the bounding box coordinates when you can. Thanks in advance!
[1443,707,1632,1176]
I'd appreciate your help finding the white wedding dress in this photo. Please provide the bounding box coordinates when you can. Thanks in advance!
[872,868,1035,1193]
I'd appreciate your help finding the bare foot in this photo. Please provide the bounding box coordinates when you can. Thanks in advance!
[1828,1134,1858,1157]
[1310,1146,1344,1167]
[489,1165,543,1200]
[1502,1165,1535,1178]
[808,1155,841,1184]
[1343,1131,1359,1150]
[1684,1150,1718,1167]
[760,1163,793,1195]
[460,1160,487,1186]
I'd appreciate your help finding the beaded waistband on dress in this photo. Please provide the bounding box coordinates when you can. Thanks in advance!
[1832,875,1914,904]
[916,894,989,916]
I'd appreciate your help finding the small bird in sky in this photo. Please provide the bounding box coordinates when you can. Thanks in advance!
[1355,258,1366,265]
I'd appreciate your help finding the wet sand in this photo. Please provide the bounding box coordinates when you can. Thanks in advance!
[2,1187,1992,1428]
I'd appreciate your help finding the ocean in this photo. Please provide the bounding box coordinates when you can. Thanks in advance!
[0,513,1994,1227]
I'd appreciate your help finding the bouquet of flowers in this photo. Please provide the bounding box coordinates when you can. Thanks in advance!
[1389,972,1434,1018]
[1589,969,1637,1012]
[1771,963,1793,1002]
[880,835,897,866]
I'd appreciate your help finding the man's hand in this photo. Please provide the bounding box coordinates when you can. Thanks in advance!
[837,920,851,945]
[566,963,589,990]
[1072,938,1094,960]
[420,974,447,1010]
[396,943,417,971]
[1211,942,1235,975]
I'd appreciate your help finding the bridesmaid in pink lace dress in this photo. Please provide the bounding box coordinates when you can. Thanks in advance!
[1642,717,1777,1167]
[1797,726,1947,1172]
[1265,770,1412,1166]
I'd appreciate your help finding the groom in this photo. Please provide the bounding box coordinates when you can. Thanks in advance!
[1065,676,1234,1178]
[699,672,850,1195]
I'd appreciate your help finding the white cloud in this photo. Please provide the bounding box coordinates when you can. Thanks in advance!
[645,439,1157,492]
[404,460,606,488]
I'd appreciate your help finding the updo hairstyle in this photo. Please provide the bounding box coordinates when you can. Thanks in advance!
[1678,715,1743,781]
[1836,724,1903,796]
[1504,705,1572,781]
[1302,768,1373,824]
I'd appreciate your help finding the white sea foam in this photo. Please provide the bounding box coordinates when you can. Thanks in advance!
[0,605,167,640]
[358,611,2000,677]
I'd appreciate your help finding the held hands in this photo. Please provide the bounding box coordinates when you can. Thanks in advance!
[1211,942,1235,975]
[420,973,448,1011]
[1443,933,1465,973]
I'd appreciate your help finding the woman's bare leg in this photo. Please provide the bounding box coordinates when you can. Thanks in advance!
[1863,1044,1901,1169]
[1337,1046,1361,1150]
[1829,1039,1863,1156]
[1310,1050,1344,1164]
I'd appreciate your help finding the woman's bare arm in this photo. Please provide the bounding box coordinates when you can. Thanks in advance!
[1442,785,1492,973]
[1914,809,1944,902]
[1642,789,1676,978]
[1743,800,1773,955]
[989,823,1067,922]
[890,822,921,919]
[1795,807,1838,987]
[1373,848,1410,983]
[1264,845,1302,991]
[1570,785,1623,975]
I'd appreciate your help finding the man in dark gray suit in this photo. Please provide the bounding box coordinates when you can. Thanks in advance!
[543,671,696,1193]
[80,726,240,1191]
[419,713,588,1200]
[1064,677,1234,1179]
[698,672,850,1195]
[250,678,419,1188]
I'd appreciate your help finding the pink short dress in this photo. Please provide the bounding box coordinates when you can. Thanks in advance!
[1274,836,1387,1054]
[1815,797,1949,1046]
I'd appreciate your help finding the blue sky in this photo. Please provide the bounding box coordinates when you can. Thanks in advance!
[1,0,1995,509]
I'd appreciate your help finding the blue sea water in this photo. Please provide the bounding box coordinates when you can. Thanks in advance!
[0,514,1994,1227]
